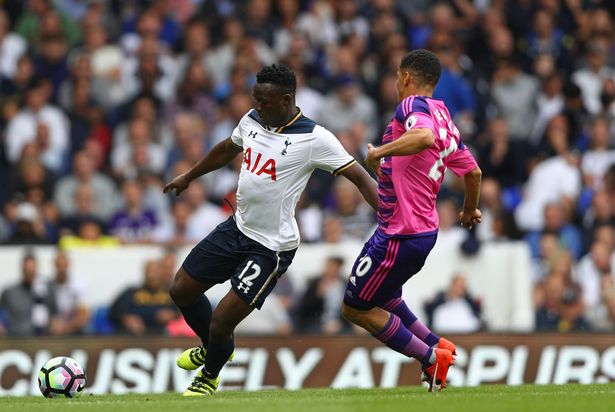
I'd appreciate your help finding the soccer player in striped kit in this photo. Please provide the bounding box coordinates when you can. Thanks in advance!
[342,49,482,392]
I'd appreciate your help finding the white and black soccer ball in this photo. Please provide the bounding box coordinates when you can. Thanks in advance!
[38,356,86,398]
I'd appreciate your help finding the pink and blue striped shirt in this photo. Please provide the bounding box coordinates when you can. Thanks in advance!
[377,96,478,236]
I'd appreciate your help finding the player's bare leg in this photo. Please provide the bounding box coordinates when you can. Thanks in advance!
[342,303,454,392]
[169,267,218,370]
[184,289,255,396]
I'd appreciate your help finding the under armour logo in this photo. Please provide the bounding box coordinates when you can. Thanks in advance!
[237,284,251,294]
[281,138,291,155]
[248,130,258,139]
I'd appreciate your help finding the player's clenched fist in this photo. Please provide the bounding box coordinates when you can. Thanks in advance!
[458,208,482,229]
[365,144,382,177]
[163,173,191,196]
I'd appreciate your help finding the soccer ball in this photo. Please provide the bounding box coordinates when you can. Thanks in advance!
[38,356,86,398]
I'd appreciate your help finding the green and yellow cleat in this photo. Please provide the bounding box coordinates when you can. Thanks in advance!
[176,346,235,371]
[182,370,220,397]
[176,346,207,371]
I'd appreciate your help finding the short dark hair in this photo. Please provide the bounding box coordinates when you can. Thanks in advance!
[256,64,296,94]
[400,49,441,87]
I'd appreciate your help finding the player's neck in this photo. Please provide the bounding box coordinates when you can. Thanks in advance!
[277,106,300,127]
[402,86,434,100]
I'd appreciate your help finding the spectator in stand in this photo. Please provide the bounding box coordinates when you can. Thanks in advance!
[32,33,70,101]
[572,37,615,115]
[325,177,373,242]
[3,201,50,245]
[576,240,614,322]
[534,250,590,332]
[111,117,167,180]
[525,202,583,260]
[54,150,118,222]
[0,55,35,101]
[0,252,57,336]
[582,195,615,250]
[47,251,89,335]
[152,200,193,247]
[515,115,582,232]
[57,182,100,235]
[424,274,483,333]
[163,60,217,127]
[14,0,80,47]
[429,31,476,129]
[531,71,564,145]
[121,36,178,104]
[322,215,344,244]
[114,95,173,151]
[294,67,324,121]
[182,181,227,243]
[58,218,119,249]
[109,259,179,335]
[0,9,26,79]
[490,56,539,145]
[518,7,573,73]
[477,117,526,188]
[476,178,520,243]
[5,77,69,174]
[77,24,126,109]
[587,274,615,331]
[581,116,615,191]
[435,199,466,250]
[5,152,56,209]
[109,179,164,244]
[317,75,378,142]
[175,19,216,83]
[296,256,347,334]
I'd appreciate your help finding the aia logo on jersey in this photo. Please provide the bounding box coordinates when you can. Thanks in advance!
[243,147,277,181]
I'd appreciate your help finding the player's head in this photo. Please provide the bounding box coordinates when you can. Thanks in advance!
[253,64,297,127]
[396,49,441,101]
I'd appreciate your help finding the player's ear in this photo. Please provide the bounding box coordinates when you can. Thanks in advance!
[282,93,292,107]
[403,70,412,87]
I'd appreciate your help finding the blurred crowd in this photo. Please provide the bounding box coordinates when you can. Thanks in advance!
[1,0,615,335]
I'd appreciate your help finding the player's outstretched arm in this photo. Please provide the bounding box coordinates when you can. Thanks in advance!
[163,137,243,196]
[365,128,435,175]
[458,166,482,229]
[338,163,379,210]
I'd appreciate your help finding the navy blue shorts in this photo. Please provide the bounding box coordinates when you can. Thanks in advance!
[344,230,437,310]
[182,217,296,309]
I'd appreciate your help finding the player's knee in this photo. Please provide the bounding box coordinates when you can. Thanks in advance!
[169,280,191,307]
[342,303,362,325]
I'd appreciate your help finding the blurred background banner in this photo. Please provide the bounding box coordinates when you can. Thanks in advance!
[0,242,534,332]
[2,334,615,395]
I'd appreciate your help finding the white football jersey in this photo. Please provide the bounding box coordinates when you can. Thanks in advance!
[231,109,356,251]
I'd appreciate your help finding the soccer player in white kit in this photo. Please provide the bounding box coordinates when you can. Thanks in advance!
[164,64,378,396]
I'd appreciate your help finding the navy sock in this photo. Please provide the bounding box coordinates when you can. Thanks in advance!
[203,338,234,378]
[177,294,212,347]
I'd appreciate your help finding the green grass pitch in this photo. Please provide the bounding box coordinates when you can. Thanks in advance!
[2,384,615,412]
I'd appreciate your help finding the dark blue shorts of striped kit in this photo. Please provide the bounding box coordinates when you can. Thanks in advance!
[344,229,437,310]
[182,216,296,309]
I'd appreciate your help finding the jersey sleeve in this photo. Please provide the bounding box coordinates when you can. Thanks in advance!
[394,96,435,131]
[446,144,478,177]
[310,125,356,175]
